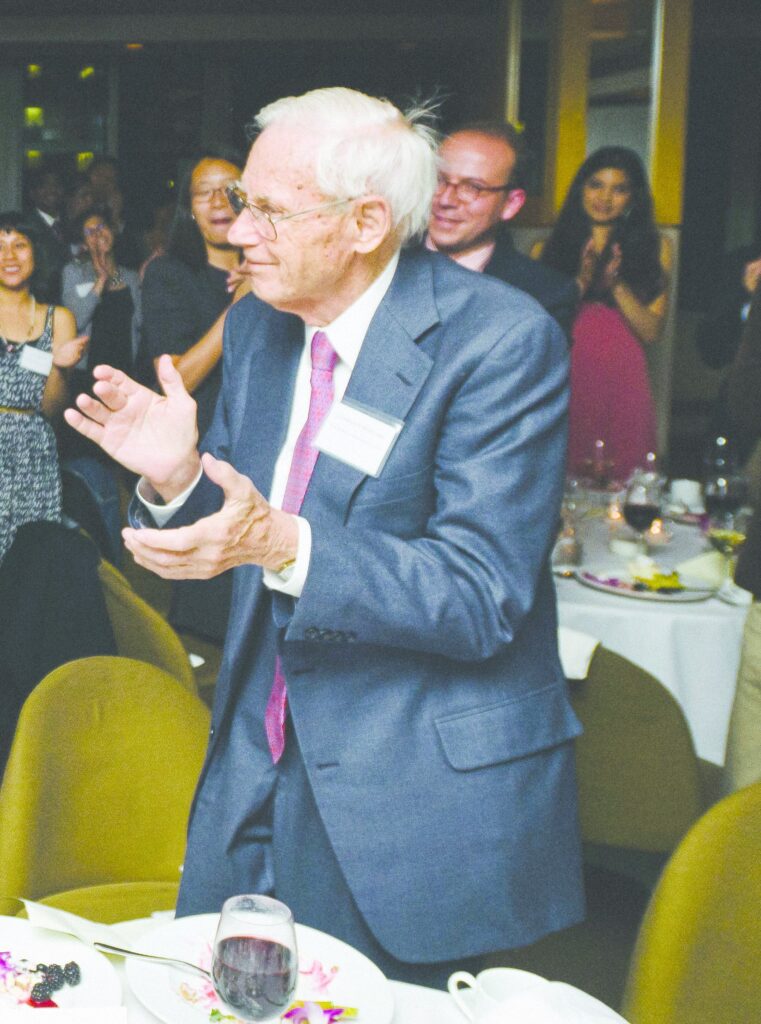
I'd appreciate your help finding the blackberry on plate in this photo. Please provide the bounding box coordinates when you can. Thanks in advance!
[44,963,65,991]
[30,981,52,1003]
[63,961,81,985]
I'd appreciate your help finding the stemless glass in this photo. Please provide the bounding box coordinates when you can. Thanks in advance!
[211,895,298,1023]
[622,468,663,553]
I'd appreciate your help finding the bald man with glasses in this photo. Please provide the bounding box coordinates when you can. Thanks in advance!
[427,122,578,336]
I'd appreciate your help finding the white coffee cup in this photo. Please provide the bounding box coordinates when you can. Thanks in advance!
[668,478,703,512]
[448,967,547,1021]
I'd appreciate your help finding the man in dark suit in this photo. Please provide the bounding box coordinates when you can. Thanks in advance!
[66,88,583,987]
[24,164,69,303]
[426,122,578,336]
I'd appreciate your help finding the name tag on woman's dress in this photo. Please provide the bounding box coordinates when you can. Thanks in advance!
[18,344,53,376]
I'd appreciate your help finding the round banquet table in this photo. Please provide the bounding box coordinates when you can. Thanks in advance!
[556,514,749,765]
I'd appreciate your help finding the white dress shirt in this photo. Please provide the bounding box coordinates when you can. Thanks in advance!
[138,250,400,599]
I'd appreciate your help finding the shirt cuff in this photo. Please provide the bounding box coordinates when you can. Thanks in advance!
[262,515,311,598]
[134,468,203,527]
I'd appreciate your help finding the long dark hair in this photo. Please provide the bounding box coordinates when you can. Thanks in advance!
[0,210,44,296]
[167,147,242,273]
[541,146,664,303]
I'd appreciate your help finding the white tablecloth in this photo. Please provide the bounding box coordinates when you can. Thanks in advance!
[556,516,749,764]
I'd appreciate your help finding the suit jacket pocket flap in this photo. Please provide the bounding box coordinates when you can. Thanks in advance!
[435,684,581,771]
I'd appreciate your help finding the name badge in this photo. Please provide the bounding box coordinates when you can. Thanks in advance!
[315,398,403,477]
[18,344,53,377]
[76,281,95,298]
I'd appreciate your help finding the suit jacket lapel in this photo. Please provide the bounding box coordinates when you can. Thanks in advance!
[301,251,438,521]
[236,312,303,498]
[219,311,302,663]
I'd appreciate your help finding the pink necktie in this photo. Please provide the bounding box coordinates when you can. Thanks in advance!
[265,330,338,762]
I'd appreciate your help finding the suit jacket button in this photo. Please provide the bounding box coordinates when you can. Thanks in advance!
[320,629,335,642]
[305,626,320,640]
[346,631,357,642]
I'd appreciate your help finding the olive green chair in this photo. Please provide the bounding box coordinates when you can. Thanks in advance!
[569,645,706,857]
[622,780,761,1024]
[487,647,709,1010]
[98,558,197,694]
[0,656,210,922]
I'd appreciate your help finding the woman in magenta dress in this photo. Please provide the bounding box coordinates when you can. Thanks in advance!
[538,147,671,482]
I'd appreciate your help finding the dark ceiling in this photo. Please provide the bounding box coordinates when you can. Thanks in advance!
[1,0,498,13]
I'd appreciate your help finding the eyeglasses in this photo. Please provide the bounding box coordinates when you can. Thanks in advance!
[226,183,354,241]
[83,222,108,238]
[435,172,512,203]
[191,184,236,204]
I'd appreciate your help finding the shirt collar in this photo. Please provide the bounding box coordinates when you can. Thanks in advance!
[305,250,400,370]
[425,232,495,273]
[36,208,57,228]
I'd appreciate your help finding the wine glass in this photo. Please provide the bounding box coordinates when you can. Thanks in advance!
[622,468,663,553]
[211,895,298,1022]
[581,438,616,492]
[702,469,748,521]
[705,507,749,582]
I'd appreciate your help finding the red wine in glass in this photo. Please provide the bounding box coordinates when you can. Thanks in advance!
[212,935,297,1022]
[623,502,660,534]
[212,895,298,1023]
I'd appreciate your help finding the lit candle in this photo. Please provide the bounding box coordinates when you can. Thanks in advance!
[607,496,622,521]
[647,517,670,545]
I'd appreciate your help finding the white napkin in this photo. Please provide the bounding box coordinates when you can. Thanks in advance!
[558,626,600,680]
[4,1010,127,1022]
[20,900,131,947]
[674,550,726,587]
[478,983,625,1023]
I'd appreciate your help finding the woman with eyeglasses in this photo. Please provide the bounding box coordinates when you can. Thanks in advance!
[135,149,245,646]
[62,204,141,378]
[535,146,671,482]
[0,212,87,564]
[137,149,245,439]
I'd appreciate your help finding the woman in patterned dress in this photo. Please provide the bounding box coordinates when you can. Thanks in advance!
[0,212,88,563]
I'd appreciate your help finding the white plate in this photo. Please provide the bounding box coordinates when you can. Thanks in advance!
[576,568,715,602]
[0,916,121,1008]
[126,913,394,1024]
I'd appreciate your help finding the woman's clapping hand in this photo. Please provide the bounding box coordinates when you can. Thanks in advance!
[53,333,89,369]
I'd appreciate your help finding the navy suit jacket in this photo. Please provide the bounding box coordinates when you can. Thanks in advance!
[169,248,583,962]
[24,208,69,305]
[484,230,578,338]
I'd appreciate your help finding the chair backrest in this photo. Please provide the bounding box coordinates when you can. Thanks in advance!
[568,646,704,852]
[622,781,761,1024]
[98,558,197,694]
[0,656,210,901]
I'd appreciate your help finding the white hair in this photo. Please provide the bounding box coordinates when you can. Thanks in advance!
[252,87,440,245]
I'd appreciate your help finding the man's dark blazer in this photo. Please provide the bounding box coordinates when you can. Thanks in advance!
[483,229,578,338]
[24,208,69,304]
[159,248,584,964]
[731,285,761,597]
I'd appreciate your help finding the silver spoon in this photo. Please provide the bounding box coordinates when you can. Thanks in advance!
[93,940,212,981]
